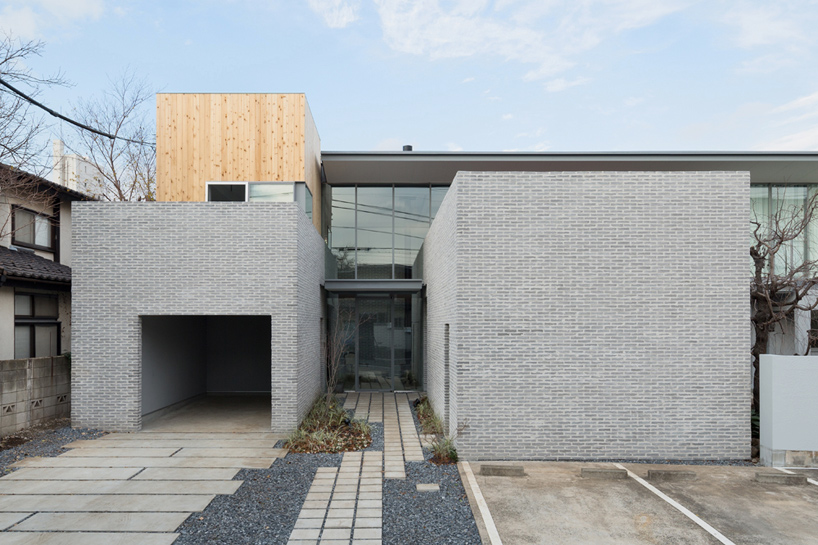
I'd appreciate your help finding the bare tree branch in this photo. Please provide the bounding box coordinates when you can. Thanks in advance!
[65,71,156,201]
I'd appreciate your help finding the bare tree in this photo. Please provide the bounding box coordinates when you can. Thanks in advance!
[750,188,818,411]
[65,72,155,201]
[0,33,67,240]
[326,305,359,404]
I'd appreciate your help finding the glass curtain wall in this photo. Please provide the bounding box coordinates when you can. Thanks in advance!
[326,185,448,279]
[751,185,818,274]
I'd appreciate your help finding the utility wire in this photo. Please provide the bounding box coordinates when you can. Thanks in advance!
[0,76,156,148]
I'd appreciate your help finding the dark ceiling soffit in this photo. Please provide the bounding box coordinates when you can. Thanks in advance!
[324,279,423,293]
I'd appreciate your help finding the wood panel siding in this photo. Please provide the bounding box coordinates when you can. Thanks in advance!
[156,93,322,231]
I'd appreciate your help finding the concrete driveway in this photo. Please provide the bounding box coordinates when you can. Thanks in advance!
[463,461,818,545]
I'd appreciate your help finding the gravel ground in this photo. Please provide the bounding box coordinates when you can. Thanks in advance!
[363,422,383,451]
[0,419,105,475]
[175,453,342,545]
[384,457,480,544]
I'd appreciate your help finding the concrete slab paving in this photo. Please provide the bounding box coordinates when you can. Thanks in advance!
[12,512,191,532]
[0,479,242,495]
[140,396,271,433]
[625,463,818,545]
[97,432,283,441]
[0,494,216,512]
[172,447,284,458]
[60,448,180,458]
[132,467,240,480]
[471,462,720,545]
[0,532,179,544]
[12,456,276,469]
[64,439,278,449]
[1,467,142,480]
[0,513,31,531]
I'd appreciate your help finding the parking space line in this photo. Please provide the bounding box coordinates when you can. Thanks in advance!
[613,464,735,545]
[774,467,818,486]
[461,462,503,545]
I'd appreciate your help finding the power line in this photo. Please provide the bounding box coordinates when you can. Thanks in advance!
[0,76,156,148]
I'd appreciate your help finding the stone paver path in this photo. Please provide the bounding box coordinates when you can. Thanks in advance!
[288,392,422,545]
[0,431,286,544]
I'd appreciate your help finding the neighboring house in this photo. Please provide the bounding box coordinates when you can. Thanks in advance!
[71,93,818,460]
[52,140,99,196]
[0,165,94,361]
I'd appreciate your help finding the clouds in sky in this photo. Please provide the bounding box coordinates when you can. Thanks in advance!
[307,0,361,28]
[0,0,103,38]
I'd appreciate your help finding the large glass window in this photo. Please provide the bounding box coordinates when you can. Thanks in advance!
[751,185,818,274]
[329,187,356,279]
[394,187,430,279]
[327,185,448,279]
[357,187,394,279]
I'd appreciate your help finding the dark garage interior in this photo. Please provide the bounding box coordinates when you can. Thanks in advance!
[141,315,272,416]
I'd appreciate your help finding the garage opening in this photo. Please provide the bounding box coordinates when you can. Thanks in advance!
[140,315,271,430]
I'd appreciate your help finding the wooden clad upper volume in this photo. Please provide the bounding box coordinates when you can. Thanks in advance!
[156,93,322,230]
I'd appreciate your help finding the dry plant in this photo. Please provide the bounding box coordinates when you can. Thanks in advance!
[750,187,818,410]
[326,304,360,402]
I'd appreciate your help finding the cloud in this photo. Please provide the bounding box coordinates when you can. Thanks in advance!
[771,91,818,114]
[0,0,104,38]
[307,0,361,28]
[721,3,807,50]
[544,76,590,92]
[446,142,463,151]
[624,96,645,107]
[735,54,796,74]
[758,126,818,151]
[372,0,686,81]
[502,113,513,120]
[461,77,475,83]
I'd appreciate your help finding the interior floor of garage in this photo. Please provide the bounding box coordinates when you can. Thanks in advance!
[141,395,273,433]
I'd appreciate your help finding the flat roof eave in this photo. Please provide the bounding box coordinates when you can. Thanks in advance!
[321,151,818,185]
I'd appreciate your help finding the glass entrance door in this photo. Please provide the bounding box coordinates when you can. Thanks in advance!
[329,294,422,391]
[357,298,393,390]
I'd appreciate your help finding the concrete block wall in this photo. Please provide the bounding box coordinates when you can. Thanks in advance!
[0,356,70,435]
[72,202,324,432]
[422,171,750,460]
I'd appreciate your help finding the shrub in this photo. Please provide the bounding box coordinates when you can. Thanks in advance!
[285,396,371,453]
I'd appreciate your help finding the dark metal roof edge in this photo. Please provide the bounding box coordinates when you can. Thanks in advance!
[321,151,818,160]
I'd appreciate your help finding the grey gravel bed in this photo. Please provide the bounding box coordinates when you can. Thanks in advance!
[0,424,105,475]
[383,459,480,544]
[363,422,383,451]
[174,453,342,545]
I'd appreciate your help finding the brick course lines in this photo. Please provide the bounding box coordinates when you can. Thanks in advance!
[71,202,325,432]
[421,171,750,460]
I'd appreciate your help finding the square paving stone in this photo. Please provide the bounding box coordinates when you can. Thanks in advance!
[290,528,321,540]
[323,517,353,528]
[321,528,351,539]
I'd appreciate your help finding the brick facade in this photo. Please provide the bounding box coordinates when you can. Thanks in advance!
[421,171,750,460]
[71,202,325,432]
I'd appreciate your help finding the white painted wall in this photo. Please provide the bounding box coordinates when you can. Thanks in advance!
[0,287,14,360]
[205,316,271,393]
[760,354,818,465]
[141,316,207,415]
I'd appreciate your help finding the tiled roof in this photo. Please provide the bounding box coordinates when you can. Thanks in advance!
[0,246,71,284]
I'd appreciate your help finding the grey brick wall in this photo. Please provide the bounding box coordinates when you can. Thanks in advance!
[422,171,750,460]
[72,202,325,432]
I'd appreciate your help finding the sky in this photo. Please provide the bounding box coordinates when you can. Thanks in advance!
[1,0,818,153]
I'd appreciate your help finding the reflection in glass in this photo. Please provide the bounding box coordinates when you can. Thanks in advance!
[431,186,448,219]
[394,187,430,279]
[357,187,393,279]
[330,187,356,279]
[358,297,392,389]
[208,184,245,202]
[248,183,294,202]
